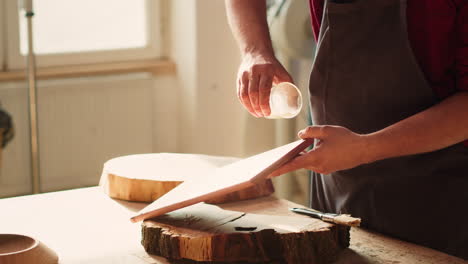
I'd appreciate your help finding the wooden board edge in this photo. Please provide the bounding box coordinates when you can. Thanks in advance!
[250,138,314,184]
[130,181,254,223]
[101,173,183,202]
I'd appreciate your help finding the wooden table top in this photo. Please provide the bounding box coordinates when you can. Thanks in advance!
[0,187,464,264]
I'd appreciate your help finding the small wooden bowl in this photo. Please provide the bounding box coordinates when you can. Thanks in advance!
[0,234,58,264]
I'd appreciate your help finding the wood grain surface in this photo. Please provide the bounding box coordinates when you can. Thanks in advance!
[100,153,275,204]
[141,203,350,263]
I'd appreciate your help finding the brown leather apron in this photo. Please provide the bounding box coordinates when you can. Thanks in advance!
[308,0,468,258]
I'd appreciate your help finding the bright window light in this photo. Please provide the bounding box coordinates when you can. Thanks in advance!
[19,0,148,55]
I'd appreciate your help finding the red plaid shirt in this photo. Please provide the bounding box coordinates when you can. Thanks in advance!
[309,0,468,146]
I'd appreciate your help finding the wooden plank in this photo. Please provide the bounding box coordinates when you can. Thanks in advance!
[99,153,275,204]
[131,139,314,222]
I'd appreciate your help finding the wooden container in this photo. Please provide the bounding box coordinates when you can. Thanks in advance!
[0,234,58,264]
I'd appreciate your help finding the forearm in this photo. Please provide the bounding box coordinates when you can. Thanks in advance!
[225,0,274,56]
[364,92,468,163]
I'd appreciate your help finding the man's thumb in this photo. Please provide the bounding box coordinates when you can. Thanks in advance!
[298,126,327,140]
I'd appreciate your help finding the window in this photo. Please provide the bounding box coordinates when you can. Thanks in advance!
[3,0,161,70]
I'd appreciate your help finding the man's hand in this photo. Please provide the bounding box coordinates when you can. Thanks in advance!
[271,126,370,176]
[272,91,468,177]
[225,0,293,117]
[237,52,292,117]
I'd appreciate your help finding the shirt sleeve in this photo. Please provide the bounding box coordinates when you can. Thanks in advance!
[456,2,468,92]
[309,0,324,41]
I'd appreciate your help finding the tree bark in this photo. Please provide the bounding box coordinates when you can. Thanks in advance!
[141,203,350,264]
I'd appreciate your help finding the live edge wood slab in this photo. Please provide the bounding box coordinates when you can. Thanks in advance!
[100,153,275,204]
[141,203,350,264]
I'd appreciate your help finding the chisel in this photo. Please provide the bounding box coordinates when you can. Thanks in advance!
[290,207,361,227]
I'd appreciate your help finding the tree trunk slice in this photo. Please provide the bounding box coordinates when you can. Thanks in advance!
[141,203,350,263]
[100,153,275,204]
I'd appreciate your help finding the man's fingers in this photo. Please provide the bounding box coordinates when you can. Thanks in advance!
[258,75,273,117]
[270,152,316,177]
[237,78,243,103]
[273,67,293,84]
[239,72,257,117]
[248,74,262,117]
[298,126,328,139]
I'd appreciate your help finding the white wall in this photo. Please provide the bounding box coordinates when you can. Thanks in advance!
[170,0,276,157]
[0,73,178,196]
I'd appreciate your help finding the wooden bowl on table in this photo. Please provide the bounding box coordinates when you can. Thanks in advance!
[0,234,58,264]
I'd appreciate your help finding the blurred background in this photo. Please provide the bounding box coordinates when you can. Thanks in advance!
[0,0,315,205]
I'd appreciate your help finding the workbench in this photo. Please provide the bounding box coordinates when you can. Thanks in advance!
[0,187,464,264]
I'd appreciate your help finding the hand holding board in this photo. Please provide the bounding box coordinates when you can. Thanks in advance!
[131,139,314,222]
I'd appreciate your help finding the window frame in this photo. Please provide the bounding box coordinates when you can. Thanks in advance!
[5,0,162,70]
